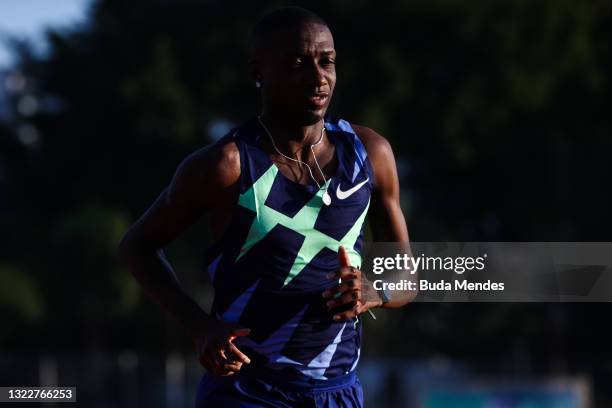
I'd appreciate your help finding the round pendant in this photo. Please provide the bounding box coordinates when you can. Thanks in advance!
[322,190,332,206]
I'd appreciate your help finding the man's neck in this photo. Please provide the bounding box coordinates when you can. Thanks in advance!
[259,113,326,160]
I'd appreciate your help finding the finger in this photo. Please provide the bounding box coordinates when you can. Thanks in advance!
[322,281,342,298]
[220,360,243,373]
[338,245,351,268]
[228,327,251,339]
[334,279,358,294]
[322,285,340,299]
[216,348,232,367]
[205,349,241,377]
[322,274,359,298]
[325,266,356,282]
[327,290,361,310]
[218,346,246,367]
[216,347,243,375]
[208,362,227,376]
[227,342,251,364]
[332,303,361,321]
[210,351,229,375]
[326,290,361,310]
[343,266,360,279]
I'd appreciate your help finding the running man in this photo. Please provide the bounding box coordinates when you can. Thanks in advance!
[119,6,413,407]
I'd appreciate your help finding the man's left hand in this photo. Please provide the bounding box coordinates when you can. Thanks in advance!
[322,245,383,321]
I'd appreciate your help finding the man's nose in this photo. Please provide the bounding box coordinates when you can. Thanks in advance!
[306,63,327,87]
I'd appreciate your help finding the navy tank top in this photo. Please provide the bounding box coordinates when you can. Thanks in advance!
[205,115,374,382]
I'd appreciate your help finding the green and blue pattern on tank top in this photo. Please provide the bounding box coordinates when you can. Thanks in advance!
[205,116,374,381]
[237,163,369,287]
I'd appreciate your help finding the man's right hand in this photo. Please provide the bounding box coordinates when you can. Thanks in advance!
[194,319,252,376]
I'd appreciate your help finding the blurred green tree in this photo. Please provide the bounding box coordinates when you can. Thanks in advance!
[1,0,611,377]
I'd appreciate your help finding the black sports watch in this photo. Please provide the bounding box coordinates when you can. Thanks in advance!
[377,286,392,304]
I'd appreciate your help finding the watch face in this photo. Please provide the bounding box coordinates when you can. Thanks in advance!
[384,288,392,302]
[379,288,391,303]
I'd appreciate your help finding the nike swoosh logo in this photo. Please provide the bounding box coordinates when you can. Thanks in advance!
[336,178,369,200]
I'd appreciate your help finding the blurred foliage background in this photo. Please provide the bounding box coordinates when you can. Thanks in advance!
[1,0,612,405]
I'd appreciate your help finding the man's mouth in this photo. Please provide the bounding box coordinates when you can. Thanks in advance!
[306,93,329,108]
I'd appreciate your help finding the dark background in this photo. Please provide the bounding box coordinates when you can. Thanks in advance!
[1,0,611,406]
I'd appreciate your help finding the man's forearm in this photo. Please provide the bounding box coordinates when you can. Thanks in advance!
[119,244,210,338]
[362,273,416,310]
[378,241,418,309]
[378,270,418,308]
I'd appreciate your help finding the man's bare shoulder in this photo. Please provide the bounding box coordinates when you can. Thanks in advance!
[168,133,240,210]
[349,123,394,163]
[180,133,240,188]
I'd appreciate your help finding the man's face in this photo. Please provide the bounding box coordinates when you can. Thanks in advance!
[256,22,336,126]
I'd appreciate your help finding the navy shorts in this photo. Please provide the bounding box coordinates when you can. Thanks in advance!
[195,367,363,408]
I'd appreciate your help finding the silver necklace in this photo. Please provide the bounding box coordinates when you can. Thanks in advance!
[257,115,332,206]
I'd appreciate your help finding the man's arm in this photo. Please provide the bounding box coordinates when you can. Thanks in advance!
[118,137,240,338]
[354,125,409,242]
[322,125,416,318]
[353,125,416,309]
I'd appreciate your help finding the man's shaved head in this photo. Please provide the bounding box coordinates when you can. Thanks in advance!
[250,7,330,58]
